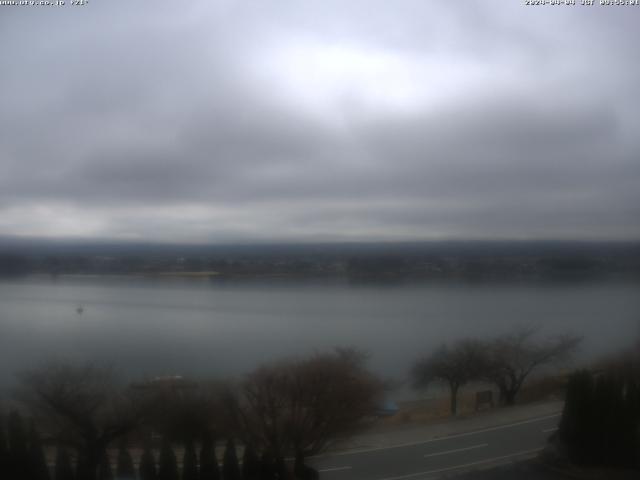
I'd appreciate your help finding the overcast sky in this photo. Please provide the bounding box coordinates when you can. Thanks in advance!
[0,1,638,243]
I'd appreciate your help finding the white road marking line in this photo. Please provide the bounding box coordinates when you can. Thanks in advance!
[318,466,352,473]
[423,443,488,458]
[376,447,544,480]
[542,427,558,433]
[317,413,561,458]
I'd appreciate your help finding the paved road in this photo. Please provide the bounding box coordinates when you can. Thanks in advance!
[309,413,560,480]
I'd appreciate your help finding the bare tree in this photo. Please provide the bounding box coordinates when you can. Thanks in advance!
[229,348,383,464]
[18,362,144,480]
[133,377,226,443]
[286,348,383,458]
[483,327,581,406]
[412,339,486,416]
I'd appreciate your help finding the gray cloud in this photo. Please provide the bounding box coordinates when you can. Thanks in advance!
[0,1,639,241]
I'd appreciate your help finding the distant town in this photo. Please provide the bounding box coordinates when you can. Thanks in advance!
[1,240,639,282]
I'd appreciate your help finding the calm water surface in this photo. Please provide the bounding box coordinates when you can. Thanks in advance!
[1,276,638,393]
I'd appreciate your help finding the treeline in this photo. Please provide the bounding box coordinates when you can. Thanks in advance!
[0,414,293,480]
[0,349,383,480]
[0,411,49,480]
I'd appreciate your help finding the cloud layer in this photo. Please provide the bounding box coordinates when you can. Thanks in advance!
[1,1,639,242]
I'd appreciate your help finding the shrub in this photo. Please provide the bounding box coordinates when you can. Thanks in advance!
[158,439,179,480]
[116,443,136,479]
[138,444,157,480]
[183,439,199,480]
[8,411,29,478]
[98,449,114,480]
[241,445,260,480]
[28,423,50,480]
[54,447,75,480]
[222,439,240,480]
[199,434,220,480]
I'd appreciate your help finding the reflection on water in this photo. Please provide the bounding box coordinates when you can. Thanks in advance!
[0,276,638,393]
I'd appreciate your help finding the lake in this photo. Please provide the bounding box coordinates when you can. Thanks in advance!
[0,276,638,395]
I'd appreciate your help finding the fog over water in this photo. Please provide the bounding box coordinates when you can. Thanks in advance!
[1,276,638,395]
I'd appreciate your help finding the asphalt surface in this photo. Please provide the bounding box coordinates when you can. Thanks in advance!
[309,413,561,480]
